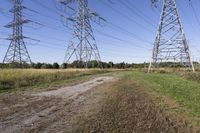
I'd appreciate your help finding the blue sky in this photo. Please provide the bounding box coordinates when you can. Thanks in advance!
[0,0,200,64]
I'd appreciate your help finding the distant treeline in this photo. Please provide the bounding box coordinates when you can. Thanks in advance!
[0,60,199,69]
[0,61,146,69]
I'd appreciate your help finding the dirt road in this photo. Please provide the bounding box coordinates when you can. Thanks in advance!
[0,76,116,133]
[33,76,115,98]
[0,75,193,133]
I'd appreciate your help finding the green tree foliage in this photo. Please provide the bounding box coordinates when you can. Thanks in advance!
[53,62,60,69]
[0,61,198,69]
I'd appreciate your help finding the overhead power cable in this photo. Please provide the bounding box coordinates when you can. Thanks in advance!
[119,0,156,28]
[189,1,200,28]
[99,0,155,34]
[27,0,153,50]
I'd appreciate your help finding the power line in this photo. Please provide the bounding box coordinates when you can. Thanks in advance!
[28,43,149,59]
[2,1,69,45]
[0,8,12,18]
[106,21,153,45]
[22,2,77,34]
[94,28,149,49]
[24,40,145,57]
[0,0,156,56]
[22,30,150,55]
[127,0,156,24]
[22,10,150,51]
[29,0,63,23]
[1,0,152,62]
[176,1,200,59]
[176,0,198,32]
[22,15,150,51]
[99,0,155,34]
[119,0,156,28]
[31,0,60,15]
[189,1,200,29]
[28,3,150,50]
[25,0,153,50]
[4,29,147,57]
[25,29,150,52]
[25,31,66,43]
[26,32,145,50]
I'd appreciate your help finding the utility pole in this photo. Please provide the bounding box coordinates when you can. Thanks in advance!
[3,0,32,66]
[57,0,105,68]
[148,0,195,72]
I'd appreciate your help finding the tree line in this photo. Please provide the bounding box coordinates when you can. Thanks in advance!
[0,60,198,69]
[0,60,147,69]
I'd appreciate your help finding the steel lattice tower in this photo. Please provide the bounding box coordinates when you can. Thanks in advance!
[59,0,102,68]
[3,0,32,65]
[148,0,195,72]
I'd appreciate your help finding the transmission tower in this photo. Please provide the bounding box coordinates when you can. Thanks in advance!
[3,0,32,65]
[148,0,195,72]
[57,0,104,68]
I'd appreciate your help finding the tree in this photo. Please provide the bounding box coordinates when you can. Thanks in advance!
[61,63,68,69]
[53,62,59,69]
[32,62,43,69]
[41,63,53,69]
[108,61,114,68]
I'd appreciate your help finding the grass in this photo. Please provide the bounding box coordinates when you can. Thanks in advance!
[1,69,200,131]
[72,71,192,132]
[176,71,200,83]
[128,72,200,116]
[0,69,110,92]
[72,71,200,132]
[126,71,200,132]
[124,71,200,120]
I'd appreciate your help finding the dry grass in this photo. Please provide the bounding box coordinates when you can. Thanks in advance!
[127,71,200,131]
[145,67,192,73]
[176,71,200,83]
[0,69,109,92]
[0,70,198,132]
[71,74,192,132]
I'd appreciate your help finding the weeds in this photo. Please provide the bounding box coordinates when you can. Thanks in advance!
[0,69,109,92]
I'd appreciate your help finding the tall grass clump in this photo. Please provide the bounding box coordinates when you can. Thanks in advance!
[176,72,200,83]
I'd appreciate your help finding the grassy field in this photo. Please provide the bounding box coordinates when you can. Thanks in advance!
[0,69,110,92]
[72,71,200,132]
[1,69,200,132]
[130,72,200,116]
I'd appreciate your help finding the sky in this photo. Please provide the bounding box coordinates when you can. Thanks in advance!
[0,0,200,64]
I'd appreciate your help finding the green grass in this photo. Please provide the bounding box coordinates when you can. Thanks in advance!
[126,71,200,117]
[0,69,110,92]
[72,71,192,132]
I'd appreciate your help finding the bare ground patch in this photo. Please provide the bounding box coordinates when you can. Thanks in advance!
[0,75,194,133]
[0,76,116,133]
[32,76,115,99]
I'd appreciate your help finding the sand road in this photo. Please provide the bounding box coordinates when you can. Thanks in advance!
[33,76,115,99]
[0,76,116,133]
